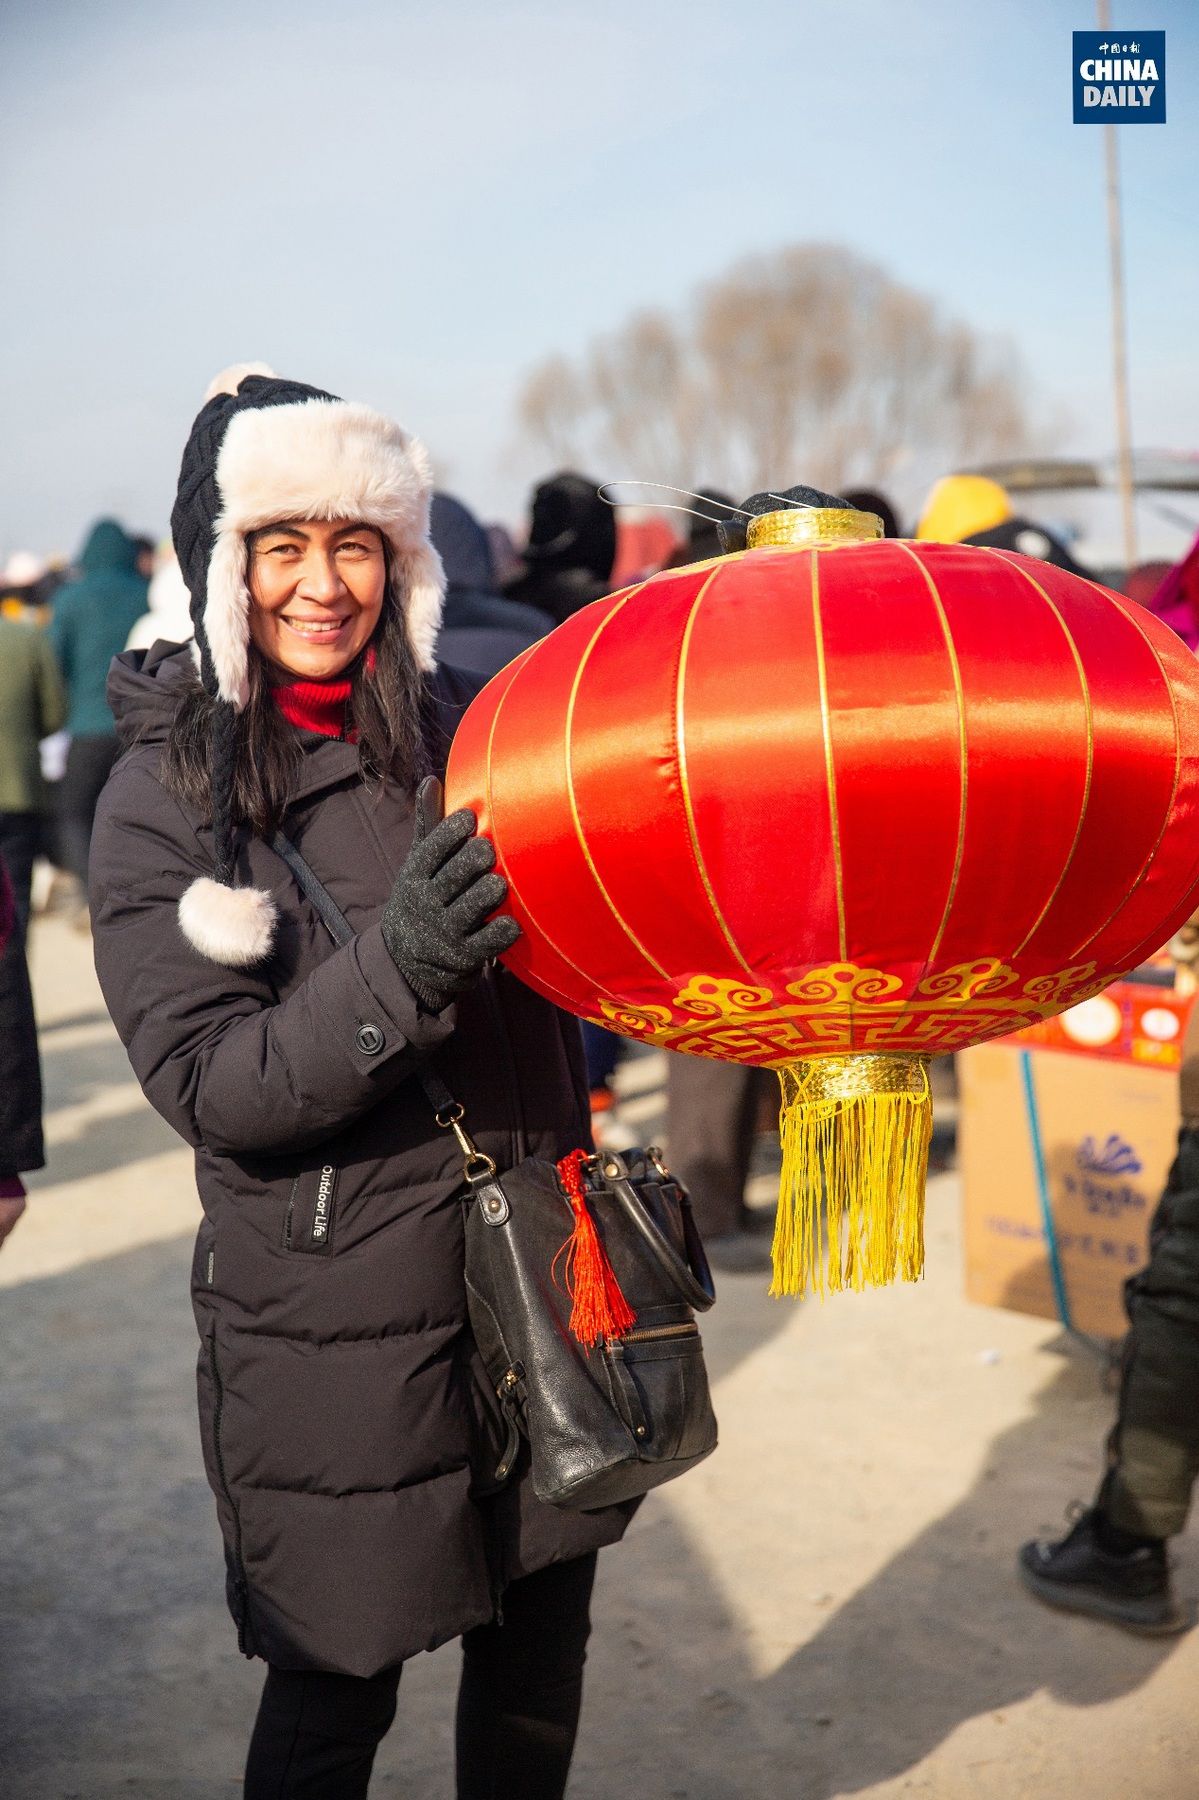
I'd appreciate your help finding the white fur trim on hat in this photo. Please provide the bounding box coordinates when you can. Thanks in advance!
[205,398,444,709]
[391,539,446,675]
[178,877,277,967]
[204,361,277,404]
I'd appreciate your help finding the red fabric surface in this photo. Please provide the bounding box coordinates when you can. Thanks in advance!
[271,676,355,740]
[446,541,1199,1065]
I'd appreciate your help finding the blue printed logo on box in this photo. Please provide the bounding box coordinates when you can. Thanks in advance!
[1077,1133,1143,1177]
[1074,30,1166,122]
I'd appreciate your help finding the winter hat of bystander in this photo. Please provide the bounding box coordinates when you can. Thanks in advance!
[915,474,1012,544]
[170,362,445,968]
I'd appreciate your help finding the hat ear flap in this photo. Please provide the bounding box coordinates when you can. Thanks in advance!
[205,524,252,710]
[390,540,445,674]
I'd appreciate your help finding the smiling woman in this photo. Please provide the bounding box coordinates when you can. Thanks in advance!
[86,364,636,1800]
[247,519,387,681]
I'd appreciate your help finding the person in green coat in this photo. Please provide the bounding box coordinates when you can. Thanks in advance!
[0,613,64,1228]
[46,519,149,885]
[0,612,66,929]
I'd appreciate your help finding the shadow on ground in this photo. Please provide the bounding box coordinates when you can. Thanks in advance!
[760,1353,1176,1795]
[27,1028,184,1187]
[0,1226,796,1796]
[570,1353,1185,1800]
[1,1230,1186,1796]
[37,1031,144,1115]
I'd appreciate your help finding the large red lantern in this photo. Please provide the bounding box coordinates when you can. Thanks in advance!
[446,507,1199,1297]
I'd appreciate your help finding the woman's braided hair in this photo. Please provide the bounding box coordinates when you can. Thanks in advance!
[208,698,240,885]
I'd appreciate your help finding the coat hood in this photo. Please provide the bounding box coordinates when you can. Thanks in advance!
[106,642,197,750]
[79,518,141,576]
[431,490,555,647]
[430,492,494,595]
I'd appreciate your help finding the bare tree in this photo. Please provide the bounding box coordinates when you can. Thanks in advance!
[518,244,1043,503]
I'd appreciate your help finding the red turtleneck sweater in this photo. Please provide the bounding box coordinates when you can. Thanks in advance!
[271,676,357,742]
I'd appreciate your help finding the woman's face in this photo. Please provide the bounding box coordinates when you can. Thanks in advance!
[247,518,387,681]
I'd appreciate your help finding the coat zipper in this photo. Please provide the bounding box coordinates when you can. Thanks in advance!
[470,971,518,1630]
[363,777,513,1628]
[612,1322,699,1345]
[207,1333,252,1654]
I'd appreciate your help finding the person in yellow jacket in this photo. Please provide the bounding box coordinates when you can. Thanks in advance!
[917,474,1089,576]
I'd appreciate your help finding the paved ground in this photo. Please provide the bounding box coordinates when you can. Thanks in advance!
[2,915,1197,1798]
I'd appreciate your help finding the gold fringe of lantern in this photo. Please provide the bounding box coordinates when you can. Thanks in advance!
[770,1053,933,1298]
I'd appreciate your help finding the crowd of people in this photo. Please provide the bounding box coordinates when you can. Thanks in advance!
[4,366,1199,1794]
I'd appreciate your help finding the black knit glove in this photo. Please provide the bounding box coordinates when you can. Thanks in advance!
[381,778,521,1014]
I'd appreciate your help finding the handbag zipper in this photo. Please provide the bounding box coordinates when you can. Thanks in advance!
[611,1322,699,1345]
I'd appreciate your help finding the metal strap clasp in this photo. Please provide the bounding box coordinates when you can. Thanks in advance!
[434,1099,498,1183]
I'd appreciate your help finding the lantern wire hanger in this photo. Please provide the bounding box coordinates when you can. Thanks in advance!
[596,479,856,527]
[595,481,754,531]
[596,481,884,555]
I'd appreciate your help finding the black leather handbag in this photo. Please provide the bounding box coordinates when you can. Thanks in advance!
[454,1133,718,1509]
[272,832,719,1511]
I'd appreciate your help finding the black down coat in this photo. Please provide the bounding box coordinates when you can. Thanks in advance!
[89,643,634,1677]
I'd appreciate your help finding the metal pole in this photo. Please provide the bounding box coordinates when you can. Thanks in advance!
[1097,0,1138,568]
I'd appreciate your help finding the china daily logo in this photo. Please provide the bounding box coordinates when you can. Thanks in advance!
[1074,30,1166,122]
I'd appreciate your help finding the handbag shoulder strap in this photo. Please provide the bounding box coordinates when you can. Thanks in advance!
[270,829,458,1118]
[271,829,354,945]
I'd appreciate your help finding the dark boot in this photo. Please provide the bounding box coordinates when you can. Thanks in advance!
[1018,1506,1190,1636]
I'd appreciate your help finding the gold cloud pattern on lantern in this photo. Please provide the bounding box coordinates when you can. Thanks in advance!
[591,957,1109,1065]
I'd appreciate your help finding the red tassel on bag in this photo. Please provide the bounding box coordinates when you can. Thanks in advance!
[553,1149,636,1348]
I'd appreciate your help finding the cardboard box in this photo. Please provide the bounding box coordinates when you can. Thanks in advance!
[959,1041,1181,1339]
[1005,971,1193,1069]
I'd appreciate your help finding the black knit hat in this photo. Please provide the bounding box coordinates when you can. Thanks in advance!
[717,484,853,554]
[171,362,445,968]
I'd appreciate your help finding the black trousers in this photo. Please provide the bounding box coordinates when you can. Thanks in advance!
[244,1552,598,1800]
[667,1052,776,1236]
[57,733,119,886]
[0,812,42,938]
[0,832,44,1177]
[1101,1125,1199,1539]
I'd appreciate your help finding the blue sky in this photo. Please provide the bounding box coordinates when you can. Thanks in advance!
[2,0,1196,557]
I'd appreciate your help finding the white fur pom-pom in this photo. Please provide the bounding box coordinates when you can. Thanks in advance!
[203,362,277,405]
[178,877,277,967]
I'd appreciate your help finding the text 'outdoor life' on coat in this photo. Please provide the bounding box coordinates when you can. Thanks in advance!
[89,644,634,1678]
